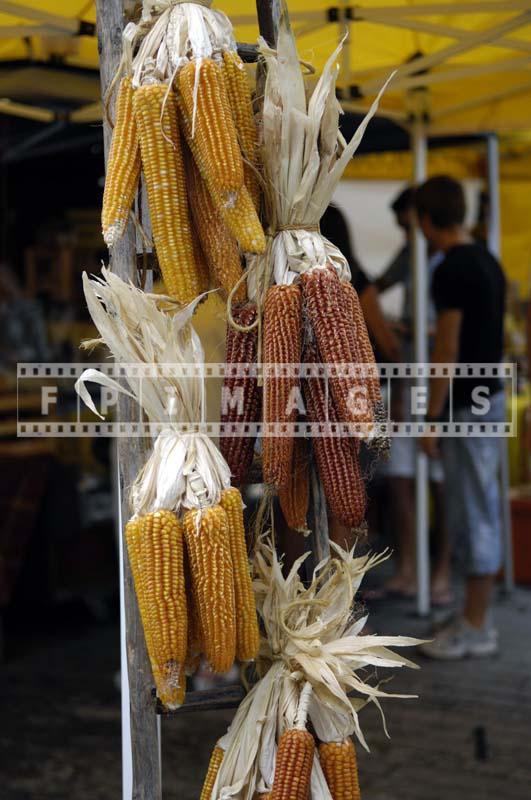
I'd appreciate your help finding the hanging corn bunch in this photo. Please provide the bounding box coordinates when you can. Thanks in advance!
[75,270,260,705]
[204,539,422,800]
[238,18,392,530]
[101,1,265,302]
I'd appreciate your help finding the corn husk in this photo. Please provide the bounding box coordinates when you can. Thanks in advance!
[124,1,236,88]
[75,269,230,516]
[251,14,393,294]
[211,540,422,800]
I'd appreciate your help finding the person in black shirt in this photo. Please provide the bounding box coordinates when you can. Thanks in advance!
[414,175,506,660]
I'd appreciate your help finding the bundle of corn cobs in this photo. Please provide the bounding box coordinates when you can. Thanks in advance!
[199,540,421,800]
[220,19,393,534]
[102,0,264,305]
[76,271,259,708]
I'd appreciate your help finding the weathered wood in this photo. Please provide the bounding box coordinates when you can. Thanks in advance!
[157,685,246,716]
[95,2,161,799]
[237,42,259,63]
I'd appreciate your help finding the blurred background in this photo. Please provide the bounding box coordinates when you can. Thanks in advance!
[1,2,531,799]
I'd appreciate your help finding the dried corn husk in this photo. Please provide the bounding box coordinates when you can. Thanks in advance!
[253,16,393,292]
[75,269,230,517]
[211,540,422,799]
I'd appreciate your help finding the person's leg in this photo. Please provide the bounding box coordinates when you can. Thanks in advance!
[420,394,504,658]
[430,478,452,601]
[463,575,496,629]
[385,476,416,594]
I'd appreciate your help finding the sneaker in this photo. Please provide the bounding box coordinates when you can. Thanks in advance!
[419,618,498,660]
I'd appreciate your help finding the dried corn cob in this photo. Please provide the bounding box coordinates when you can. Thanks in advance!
[222,49,261,210]
[184,552,203,676]
[178,102,265,254]
[278,435,309,532]
[220,303,261,486]
[133,83,208,303]
[262,284,303,490]
[217,184,265,253]
[177,58,243,198]
[185,146,246,302]
[200,743,225,800]
[318,738,361,800]
[183,504,236,673]
[125,510,187,708]
[303,343,366,529]
[271,684,315,800]
[102,77,141,247]
[341,281,382,412]
[220,487,259,662]
[302,266,373,428]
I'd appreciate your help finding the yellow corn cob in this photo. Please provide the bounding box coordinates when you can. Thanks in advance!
[177,58,243,198]
[200,744,225,800]
[270,729,315,800]
[183,504,236,673]
[102,77,141,247]
[184,552,203,675]
[133,83,208,303]
[185,146,246,302]
[178,100,265,255]
[222,49,261,211]
[220,487,259,662]
[318,738,361,800]
[125,510,187,709]
[278,436,309,532]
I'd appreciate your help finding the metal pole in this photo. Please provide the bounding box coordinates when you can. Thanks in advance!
[412,116,431,617]
[486,133,514,594]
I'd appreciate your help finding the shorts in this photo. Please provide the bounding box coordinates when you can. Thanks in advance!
[382,435,444,482]
[440,391,505,576]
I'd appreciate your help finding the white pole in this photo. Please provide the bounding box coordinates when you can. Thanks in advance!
[486,133,515,594]
[412,116,431,617]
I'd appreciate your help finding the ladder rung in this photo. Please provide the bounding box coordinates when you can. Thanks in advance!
[156,684,246,715]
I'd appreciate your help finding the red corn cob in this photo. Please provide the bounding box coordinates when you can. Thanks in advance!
[220,302,261,486]
[302,266,373,429]
[278,435,310,532]
[262,283,303,490]
[303,342,366,529]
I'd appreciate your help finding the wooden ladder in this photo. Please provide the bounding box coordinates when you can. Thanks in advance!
[95,1,329,797]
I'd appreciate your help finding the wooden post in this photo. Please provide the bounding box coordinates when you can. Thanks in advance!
[95,2,162,799]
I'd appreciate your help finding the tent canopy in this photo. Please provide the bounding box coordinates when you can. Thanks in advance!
[0,1,531,134]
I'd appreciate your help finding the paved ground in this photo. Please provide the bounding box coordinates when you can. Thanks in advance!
[1,585,530,800]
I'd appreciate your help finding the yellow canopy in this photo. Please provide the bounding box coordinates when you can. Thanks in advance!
[1,1,531,134]
[1,1,531,291]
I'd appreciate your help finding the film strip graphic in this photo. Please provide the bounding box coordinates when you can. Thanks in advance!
[17,361,517,438]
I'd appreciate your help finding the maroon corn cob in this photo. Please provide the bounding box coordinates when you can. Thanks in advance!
[220,302,260,485]
[303,342,367,529]
[278,435,310,532]
[302,265,373,429]
[262,283,303,490]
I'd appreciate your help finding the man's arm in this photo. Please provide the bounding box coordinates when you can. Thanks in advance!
[427,309,462,419]
[359,284,401,362]
[375,247,409,294]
